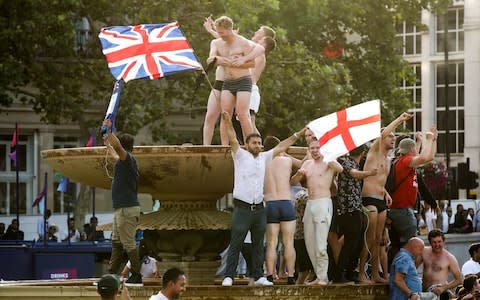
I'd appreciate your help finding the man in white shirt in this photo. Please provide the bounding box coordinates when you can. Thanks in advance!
[61,217,80,242]
[149,268,186,300]
[37,209,51,240]
[462,243,480,277]
[220,111,305,286]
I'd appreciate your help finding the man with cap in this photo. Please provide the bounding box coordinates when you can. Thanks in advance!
[389,125,438,247]
[97,274,132,300]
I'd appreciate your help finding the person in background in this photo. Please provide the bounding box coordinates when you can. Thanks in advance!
[84,216,105,241]
[461,243,480,277]
[122,240,159,279]
[456,275,480,300]
[61,217,81,242]
[4,218,24,240]
[97,274,132,300]
[473,208,480,232]
[37,209,51,240]
[0,222,5,239]
[149,268,187,300]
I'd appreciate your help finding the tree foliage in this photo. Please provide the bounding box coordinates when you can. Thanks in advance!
[1,0,452,142]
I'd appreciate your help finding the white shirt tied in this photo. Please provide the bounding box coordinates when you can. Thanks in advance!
[461,258,480,276]
[232,148,273,205]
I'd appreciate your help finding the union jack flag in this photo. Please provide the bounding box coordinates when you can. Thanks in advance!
[98,22,202,82]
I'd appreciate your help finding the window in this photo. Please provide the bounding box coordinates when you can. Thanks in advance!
[396,14,422,55]
[53,137,79,213]
[435,62,464,154]
[400,64,422,133]
[436,8,464,53]
[0,134,34,215]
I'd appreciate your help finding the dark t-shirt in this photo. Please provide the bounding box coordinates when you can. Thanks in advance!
[112,152,139,209]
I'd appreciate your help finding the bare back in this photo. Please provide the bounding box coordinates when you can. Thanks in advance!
[422,247,455,289]
[264,155,293,201]
[250,54,266,84]
[361,140,390,197]
[303,159,335,200]
[216,35,254,79]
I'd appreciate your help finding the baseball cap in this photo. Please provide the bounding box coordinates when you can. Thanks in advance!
[397,138,416,155]
[97,274,121,295]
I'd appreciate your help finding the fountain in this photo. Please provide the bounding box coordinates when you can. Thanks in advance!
[41,145,308,284]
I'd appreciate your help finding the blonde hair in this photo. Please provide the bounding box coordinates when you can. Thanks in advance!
[261,25,276,39]
[215,16,233,29]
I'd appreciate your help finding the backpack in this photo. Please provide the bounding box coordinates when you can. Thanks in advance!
[385,158,410,195]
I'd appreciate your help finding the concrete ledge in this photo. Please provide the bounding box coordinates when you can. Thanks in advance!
[0,284,389,300]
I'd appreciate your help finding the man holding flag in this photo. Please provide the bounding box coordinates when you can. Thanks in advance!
[103,119,142,286]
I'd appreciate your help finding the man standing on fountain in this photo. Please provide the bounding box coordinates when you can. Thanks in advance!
[221,111,306,287]
[103,119,142,286]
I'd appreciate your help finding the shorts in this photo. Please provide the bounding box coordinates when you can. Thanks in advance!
[213,80,224,91]
[266,200,296,223]
[389,208,417,245]
[362,196,387,213]
[249,84,261,114]
[222,76,252,96]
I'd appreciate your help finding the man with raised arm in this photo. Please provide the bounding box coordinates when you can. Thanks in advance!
[421,229,462,299]
[358,112,413,283]
[221,111,305,287]
[389,125,438,246]
[208,16,265,145]
[290,140,343,285]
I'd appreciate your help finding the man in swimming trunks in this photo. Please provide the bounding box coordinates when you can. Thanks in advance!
[290,140,343,285]
[208,16,265,145]
[358,112,413,283]
[263,135,300,285]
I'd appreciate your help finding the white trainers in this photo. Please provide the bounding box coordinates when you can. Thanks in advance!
[254,276,274,286]
[222,277,233,286]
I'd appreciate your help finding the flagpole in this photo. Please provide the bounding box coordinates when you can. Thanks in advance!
[15,123,19,226]
[43,172,48,246]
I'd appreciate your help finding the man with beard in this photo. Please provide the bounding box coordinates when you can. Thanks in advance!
[421,229,462,299]
[149,268,187,300]
[221,111,305,286]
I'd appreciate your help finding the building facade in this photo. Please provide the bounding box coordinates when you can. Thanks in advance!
[397,0,479,198]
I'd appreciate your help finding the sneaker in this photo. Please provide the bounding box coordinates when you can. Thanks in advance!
[222,277,233,286]
[125,272,143,286]
[254,276,274,286]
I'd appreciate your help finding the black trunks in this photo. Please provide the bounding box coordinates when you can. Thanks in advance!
[213,80,224,91]
[362,196,387,213]
[222,76,252,95]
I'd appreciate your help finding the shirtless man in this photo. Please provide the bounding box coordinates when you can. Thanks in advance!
[421,229,462,299]
[203,17,274,144]
[358,112,413,283]
[207,16,265,145]
[263,134,304,285]
[290,140,343,285]
[248,34,276,134]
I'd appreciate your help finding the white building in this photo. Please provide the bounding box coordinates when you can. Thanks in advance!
[397,0,479,198]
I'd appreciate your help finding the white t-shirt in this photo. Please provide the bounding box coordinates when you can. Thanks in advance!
[37,218,49,239]
[149,291,169,300]
[461,258,480,276]
[60,229,80,242]
[441,211,449,233]
[126,256,158,278]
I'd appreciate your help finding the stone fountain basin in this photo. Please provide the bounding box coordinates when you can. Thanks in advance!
[41,145,307,201]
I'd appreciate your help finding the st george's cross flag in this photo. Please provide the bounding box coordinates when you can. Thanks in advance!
[98,22,202,82]
[308,100,381,162]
